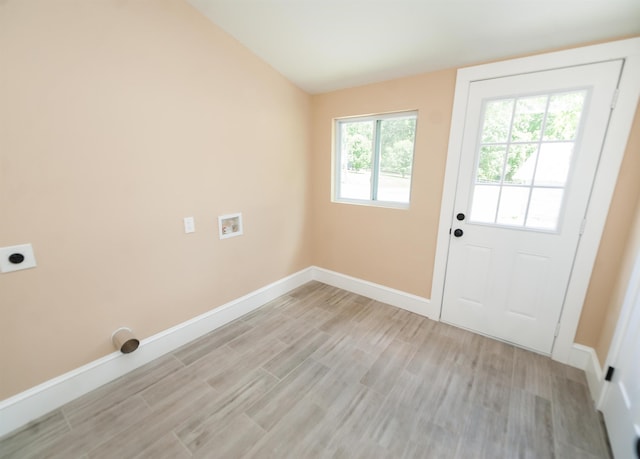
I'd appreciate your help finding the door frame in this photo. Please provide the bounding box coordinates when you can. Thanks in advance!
[598,225,640,409]
[596,221,640,457]
[430,37,640,364]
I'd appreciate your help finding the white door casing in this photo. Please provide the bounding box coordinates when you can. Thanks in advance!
[599,245,640,459]
[440,61,622,354]
[429,38,640,363]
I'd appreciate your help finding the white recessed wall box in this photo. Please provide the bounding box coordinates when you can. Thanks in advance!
[0,243,37,273]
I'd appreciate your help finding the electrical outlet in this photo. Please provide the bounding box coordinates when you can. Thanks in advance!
[0,243,37,273]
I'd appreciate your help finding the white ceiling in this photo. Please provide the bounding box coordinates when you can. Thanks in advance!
[187,0,640,94]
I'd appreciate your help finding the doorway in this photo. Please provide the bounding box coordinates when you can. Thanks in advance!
[430,38,640,362]
[440,61,621,354]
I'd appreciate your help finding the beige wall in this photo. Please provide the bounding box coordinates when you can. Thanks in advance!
[310,71,456,297]
[0,0,312,399]
[576,104,640,362]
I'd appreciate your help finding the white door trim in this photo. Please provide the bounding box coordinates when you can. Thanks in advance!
[431,37,640,364]
[597,239,640,409]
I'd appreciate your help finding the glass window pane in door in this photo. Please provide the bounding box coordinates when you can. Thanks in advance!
[477,145,506,183]
[504,143,538,185]
[526,188,564,230]
[496,187,530,226]
[534,142,573,186]
[543,91,586,141]
[481,99,514,143]
[510,96,547,142]
[470,185,500,223]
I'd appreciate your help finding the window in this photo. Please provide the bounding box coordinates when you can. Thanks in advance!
[334,111,417,207]
[470,90,586,231]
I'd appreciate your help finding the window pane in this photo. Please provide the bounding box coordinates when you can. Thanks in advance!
[477,145,506,183]
[377,171,411,202]
[534,142,573,186]
[341,121,373,173]
[481,99,514,143]
[526,188,564,230]
[543,91,586,141]
[511,96,547,142]
[338,121,373,200]
[505,143,538,185]
[339,169,371,200]
[378,116,416,203]
[470,185,500,223]
[496,186,530,226]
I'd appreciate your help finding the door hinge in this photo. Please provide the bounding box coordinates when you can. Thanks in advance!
[554,322,561,337]
[579,218,587,235]
[611,88,619,109]
[605,366,615,382]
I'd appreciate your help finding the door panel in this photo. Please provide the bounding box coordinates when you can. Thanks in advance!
[601,253,640,459]
[441,60,622,353]
[506,252,548,319]
[459,244,492,305]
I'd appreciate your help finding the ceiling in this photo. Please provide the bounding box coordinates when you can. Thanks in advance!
[187,0,640,94]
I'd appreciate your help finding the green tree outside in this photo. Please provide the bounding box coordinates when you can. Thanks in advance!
[340,117,417,177]
[477,92,585,184]
[380,118,416,178]
[342,122,372,172]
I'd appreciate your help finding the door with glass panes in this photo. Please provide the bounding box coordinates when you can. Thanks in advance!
[441,60,622,353]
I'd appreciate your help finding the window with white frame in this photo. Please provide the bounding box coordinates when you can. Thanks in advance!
[334,111,417,207]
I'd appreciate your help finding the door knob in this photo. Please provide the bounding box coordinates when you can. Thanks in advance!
[453,229,464,237]
[456,213,465,221]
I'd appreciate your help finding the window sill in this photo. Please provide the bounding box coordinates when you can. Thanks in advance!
[332,198,410,210]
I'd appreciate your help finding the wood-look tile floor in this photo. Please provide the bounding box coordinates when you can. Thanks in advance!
[1,282,612,458]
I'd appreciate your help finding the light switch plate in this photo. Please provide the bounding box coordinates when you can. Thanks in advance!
[184,217,195,233]
[0,243,37,273]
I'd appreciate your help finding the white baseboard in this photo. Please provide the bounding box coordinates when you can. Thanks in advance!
[567,343,604,404]
[0,267,313,438]
[311,266,434,319]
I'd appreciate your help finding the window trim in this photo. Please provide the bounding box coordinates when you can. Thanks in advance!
[333,110,418,209]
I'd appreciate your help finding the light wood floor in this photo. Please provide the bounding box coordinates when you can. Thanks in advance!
[1,282,611,458]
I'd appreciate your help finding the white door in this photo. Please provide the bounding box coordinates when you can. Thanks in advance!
[441,60,622,354]
[601,252,640,459]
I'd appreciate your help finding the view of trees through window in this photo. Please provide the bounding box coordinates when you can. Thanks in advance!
[337,113,417,204]
[471,91,586,230]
